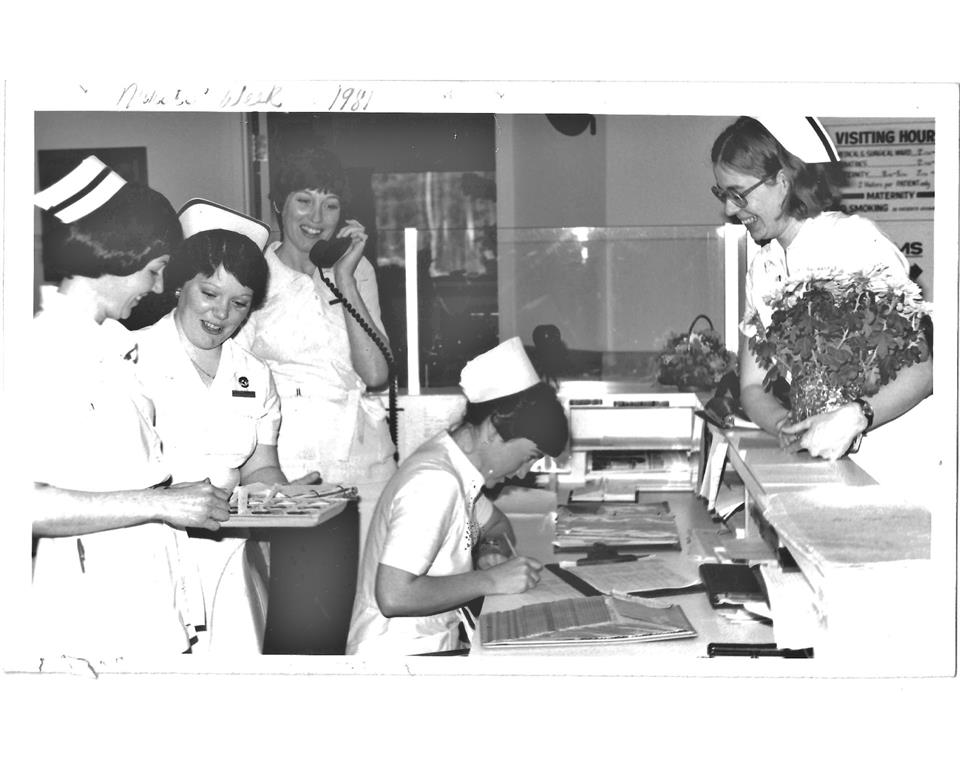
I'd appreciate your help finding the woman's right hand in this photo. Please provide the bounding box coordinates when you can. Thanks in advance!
[153,479,231,531]
[484,556,543,595]
[332,219,368,280]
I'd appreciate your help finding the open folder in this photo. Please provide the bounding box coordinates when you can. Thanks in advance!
[478,595,696,648]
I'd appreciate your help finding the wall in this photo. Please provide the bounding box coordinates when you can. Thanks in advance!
[34,111,249,303]
[498,114,733,230]
[497,114,737,351]
[35,111,249,211]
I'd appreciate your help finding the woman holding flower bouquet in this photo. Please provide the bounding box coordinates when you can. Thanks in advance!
[710,116,935,485]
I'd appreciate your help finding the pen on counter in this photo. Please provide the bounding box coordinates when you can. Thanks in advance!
[561,553,652,568]
[707,642,813,658]
[76,538,86,573]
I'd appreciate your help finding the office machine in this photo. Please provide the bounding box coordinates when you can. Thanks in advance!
[535,381,701,490]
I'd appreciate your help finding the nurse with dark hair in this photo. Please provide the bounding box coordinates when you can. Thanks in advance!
[134,200,320,652]
[235,147,396,653]
[347,338,569,656]
[135,200,290,491]
[236,146,395,551]
[30,157,230,661]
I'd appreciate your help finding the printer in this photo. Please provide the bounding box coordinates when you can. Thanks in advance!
[536,381,701,491]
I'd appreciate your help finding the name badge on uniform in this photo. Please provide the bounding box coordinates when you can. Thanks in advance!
[233,375,255,398]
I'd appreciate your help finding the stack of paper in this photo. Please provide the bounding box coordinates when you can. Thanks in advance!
[761,486,933,659]
[558,556,701,595]
[763,486,931,592]
[589,450,696,490]
[554,502,680,550]
[479,595,696,647]
[568,477,637,503]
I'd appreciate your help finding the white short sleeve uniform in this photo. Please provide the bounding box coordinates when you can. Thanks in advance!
[346,432,493,655]
[740,211,938,488]
[29,289,195,660]
[135,310,281,652]
[135,311,281,490]
[741,211,912,333]
[235,243,396,551]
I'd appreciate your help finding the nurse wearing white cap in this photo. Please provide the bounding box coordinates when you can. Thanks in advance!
[30,158,231,662]
[134,199,312,652]
[710,117,934,484]
[346,337,569,655]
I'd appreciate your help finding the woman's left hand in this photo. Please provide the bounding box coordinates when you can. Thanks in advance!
[333,219,368,278]
[288,470,323,485]
[475,535,513,570]
[476,551,510,570]
[778,403,866,461]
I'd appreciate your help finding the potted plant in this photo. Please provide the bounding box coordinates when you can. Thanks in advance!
[657,315,737,392]
[745,266,931,422]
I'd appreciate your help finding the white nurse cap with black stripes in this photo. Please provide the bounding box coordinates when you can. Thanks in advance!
[755,116,840,164]
[34,155,127,223]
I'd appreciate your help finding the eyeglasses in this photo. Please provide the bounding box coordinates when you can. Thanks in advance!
[711,175,774,208]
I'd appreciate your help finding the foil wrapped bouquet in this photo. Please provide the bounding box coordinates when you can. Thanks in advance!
[745,266,931,422]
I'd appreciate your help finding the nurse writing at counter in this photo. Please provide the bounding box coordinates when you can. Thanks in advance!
[30,157,229,660]
[347,338,569,655]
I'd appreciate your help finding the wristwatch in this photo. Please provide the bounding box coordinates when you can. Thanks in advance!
[852,397,875,431]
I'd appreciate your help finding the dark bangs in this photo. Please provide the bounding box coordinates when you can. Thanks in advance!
[166,229,270,311]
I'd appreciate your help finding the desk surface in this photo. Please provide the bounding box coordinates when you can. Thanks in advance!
[722,428,876,511]
[473,485,775,661]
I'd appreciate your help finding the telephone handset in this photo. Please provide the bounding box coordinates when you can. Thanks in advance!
[308,237,399,457]
[308,235,354,270]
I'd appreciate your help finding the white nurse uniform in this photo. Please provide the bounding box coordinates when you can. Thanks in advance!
[29,289,195,660]
[135,310,281,652]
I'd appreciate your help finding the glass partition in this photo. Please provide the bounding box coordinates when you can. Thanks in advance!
[500,225,732,383]
[376,224,740,391]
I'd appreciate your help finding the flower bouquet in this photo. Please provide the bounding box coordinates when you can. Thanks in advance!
[745,267,931,422]
[657,315,737,391]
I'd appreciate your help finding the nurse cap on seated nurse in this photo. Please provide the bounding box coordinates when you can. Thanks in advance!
[346,337,569,655]
[30,157,231,660]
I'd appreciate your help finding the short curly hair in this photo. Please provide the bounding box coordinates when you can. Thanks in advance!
[43,182,182,280]
[270,146,348,214]
[711,116,845,222]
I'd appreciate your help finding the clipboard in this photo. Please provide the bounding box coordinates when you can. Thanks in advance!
[478,594,697,647]
[546,561,706,599]
[698,563,767,608]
